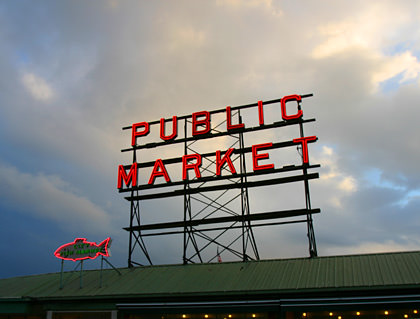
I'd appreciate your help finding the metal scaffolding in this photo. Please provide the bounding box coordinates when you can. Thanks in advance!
[119,94,320,266]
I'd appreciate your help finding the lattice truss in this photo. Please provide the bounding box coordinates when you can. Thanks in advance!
[181,111,258,264]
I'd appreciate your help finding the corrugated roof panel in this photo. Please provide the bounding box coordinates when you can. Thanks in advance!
[377,254,394,284]
[364,254,382,285]
[402,253,420,284]
[1,251,420,300]
[314,257,329,288]
[333,256,342,287]
[395,253,412,284]
[385,254,403,284]
[302,257,319,288]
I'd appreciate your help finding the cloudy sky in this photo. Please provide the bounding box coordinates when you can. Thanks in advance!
[1,0,420,278]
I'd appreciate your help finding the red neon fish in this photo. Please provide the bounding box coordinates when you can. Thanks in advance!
[54,238,111,261]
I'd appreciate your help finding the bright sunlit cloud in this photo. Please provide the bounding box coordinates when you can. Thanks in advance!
[371,51,420,90]
[21,72,54,102]
[311,2,420,92]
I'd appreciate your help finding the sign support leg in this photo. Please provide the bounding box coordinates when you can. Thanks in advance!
[100,256,104,288]
[79,260,83,289]
[59,259,64,289]
[298,102,317,257]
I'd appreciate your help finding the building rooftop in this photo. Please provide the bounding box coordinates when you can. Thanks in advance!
[1,250,420,302]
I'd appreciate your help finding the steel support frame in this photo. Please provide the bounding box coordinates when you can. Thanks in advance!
[124,94,319,266]
[181,110,259,264]
[127,151,153,267]
[297,101,317,257]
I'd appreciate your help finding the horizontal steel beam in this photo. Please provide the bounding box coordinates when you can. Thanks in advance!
[125,173,319,201]
[136,219,310,237]
[124,208,321,232]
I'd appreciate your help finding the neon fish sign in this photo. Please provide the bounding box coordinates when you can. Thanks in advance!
[54,238,111,261]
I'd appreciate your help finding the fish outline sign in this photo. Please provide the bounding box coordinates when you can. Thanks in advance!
[54,238,111,261]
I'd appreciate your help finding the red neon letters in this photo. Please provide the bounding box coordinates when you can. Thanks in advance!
[160,116,178,141]
[118,162,137,188]
[130,95,305,146]
[182,154,202,180]
[252,143,275,171]
[131,122,150,146]
[281,94,303,121]
[226,106,245,131]
[293,136,317,164]
[118,94,317,188]
[216,148,236,175]
[258,100,264,125]
[192,111,211,136]
[118,138,317,187]
[148,159,171,184]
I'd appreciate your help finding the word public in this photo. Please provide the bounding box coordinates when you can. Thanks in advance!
[118,95,317,188]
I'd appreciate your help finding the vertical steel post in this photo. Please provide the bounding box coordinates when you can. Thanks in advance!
[239,111,246,261]
[183,117,203,264]
[239,110,259,261]
[297,101,317,257]
[59,259,64,289]
[79,260,83,289]
[100,256,104,288]
[183,118,188,264]
[127,141,153,266]
[128,149,137,267]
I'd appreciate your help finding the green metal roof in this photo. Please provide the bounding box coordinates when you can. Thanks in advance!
[1,251,420,301]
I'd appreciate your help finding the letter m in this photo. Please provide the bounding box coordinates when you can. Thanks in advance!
[117,162,138,189]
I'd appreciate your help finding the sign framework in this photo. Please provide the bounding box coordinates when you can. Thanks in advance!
[118,94,320,266]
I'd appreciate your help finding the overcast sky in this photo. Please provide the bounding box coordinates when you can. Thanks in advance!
[1,0,420,278]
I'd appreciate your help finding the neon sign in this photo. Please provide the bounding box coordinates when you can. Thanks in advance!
[54,238,111,261]
[117,94,317,188]
[117,94,320,265]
